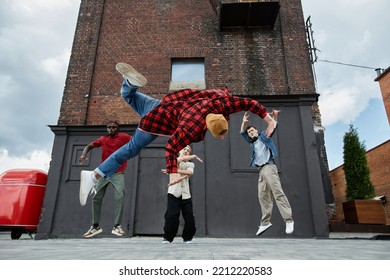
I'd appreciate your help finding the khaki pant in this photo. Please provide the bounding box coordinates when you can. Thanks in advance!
[258,164,293,225]
[92,172,125,226]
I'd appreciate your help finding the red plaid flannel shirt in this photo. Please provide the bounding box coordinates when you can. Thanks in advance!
[138,88,268,173]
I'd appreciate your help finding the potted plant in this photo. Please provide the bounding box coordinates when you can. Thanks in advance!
[341,124,386,224]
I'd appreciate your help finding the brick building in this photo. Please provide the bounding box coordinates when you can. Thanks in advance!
[329,66,390,224]
[376,67,390,126]
[36,0,332,239]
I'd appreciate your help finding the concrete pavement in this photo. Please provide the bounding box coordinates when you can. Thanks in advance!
[1,232,390,260]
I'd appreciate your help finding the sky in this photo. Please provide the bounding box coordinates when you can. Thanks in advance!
[301,0,390,170]
[0,0,389,175]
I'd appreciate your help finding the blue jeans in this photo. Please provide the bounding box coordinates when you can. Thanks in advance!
[95,80,161,178]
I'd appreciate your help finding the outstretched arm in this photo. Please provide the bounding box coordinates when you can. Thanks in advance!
[240,112,249,133]
[271,109,280,121]
[177,154,203,163]
[162,169,191,186]
[213,96,276,137]
[162,168,192,176]
[262,114,277,138]
[78,143,97,164]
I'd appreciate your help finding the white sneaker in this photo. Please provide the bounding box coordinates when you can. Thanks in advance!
[83,226,102,238]
[111,225,126,236]
[116,62,147,87]
[79,170,96,206]
[162,239,171,244]
[285,221,294,234]
[256,223,272,236]
[183,240,193,244]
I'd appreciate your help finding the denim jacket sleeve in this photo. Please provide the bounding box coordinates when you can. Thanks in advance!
[259,123,278,159]
[240,130,257,166]
[240,130,252,143]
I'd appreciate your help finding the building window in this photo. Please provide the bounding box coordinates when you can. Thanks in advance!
[169,58,206,90]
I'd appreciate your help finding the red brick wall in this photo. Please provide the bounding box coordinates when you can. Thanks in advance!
[58,0,105,125]
[329,140,390,224]
[376,69,390,125]
[58,0,315,126]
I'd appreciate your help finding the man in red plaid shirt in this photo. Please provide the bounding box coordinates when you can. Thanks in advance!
[80,63,276,205]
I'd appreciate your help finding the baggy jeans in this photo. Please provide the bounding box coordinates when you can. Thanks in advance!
[95,80,161,178]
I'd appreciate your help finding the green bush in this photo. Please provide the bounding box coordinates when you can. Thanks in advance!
[343,124,375,200]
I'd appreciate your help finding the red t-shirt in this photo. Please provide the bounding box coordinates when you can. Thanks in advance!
[92,132,131,173]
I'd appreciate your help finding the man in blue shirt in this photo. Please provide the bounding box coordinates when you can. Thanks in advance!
[240,110,294,235]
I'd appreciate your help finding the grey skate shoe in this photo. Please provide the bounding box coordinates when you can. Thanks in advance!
[115,62,147,87]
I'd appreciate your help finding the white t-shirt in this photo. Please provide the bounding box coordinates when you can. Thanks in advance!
[167,161,194,199]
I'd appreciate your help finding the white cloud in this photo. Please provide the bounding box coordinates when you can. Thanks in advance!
[318,69,381,126]
[319,86,366,126]
[338,0,384,9]
[0,74,14,98]
[0,1,79,160]
[40,48,72,78]
[10,0,74,16]
[0,148,51,175]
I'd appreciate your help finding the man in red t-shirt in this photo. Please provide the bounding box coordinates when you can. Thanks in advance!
[79,121,131,238]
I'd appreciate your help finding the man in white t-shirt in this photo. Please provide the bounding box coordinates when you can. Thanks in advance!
[161,145,202,244]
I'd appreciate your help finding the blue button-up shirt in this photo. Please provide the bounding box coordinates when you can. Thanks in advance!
[240,124,278,167]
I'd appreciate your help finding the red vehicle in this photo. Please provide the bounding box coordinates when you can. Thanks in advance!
[0,169,47,239]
